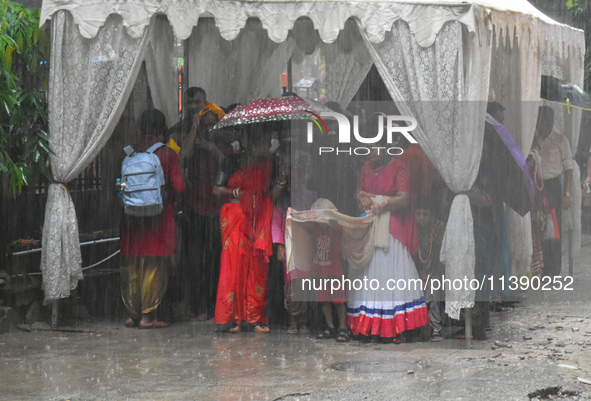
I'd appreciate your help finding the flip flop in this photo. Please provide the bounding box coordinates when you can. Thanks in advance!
[152,321,167,329]
[316,327,336,339]
[336,329,352,343]
[287,322,299,334]
[125,318,138,328]
[392,335,407,344]
[138,323,154,330]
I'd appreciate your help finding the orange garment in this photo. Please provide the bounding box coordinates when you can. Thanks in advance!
[214,158,274,325]
[202,101,226,120]
[167,101,226,155]
[398,144,434,196]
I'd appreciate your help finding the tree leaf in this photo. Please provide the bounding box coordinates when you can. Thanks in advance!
[5,43,13,68]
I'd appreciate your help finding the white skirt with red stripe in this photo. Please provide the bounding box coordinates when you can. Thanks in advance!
[347,236,429,338]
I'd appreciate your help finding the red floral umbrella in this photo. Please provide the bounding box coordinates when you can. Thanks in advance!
[212,96,333,131]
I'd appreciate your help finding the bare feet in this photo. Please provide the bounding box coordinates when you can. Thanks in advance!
[254,323,270,333]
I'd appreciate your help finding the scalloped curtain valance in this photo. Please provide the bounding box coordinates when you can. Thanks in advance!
[40,0,581,48]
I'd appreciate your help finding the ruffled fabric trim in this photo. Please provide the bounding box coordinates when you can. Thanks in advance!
[347,298,429,338]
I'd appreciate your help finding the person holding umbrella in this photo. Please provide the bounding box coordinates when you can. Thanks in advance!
[532,105,573,278]
[212,126,281,333]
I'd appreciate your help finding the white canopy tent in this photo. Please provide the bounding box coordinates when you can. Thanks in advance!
[38,0,585,325]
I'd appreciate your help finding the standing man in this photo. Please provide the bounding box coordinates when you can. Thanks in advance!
[119,110,185,328]
[165,87,225,319]
[533,105,573,277]
[167,87,225,156]
[182,108,230,320]
[167,87,206,153]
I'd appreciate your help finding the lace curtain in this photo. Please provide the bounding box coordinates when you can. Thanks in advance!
[187,18,296,107]
[362,18,492,319]
[321,19,373,108]
[488,28,538,277]
[145,15,178,126]
[40,12,149,302]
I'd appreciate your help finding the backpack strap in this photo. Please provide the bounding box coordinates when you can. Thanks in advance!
[146,142,166,154]
[124,145,135,156]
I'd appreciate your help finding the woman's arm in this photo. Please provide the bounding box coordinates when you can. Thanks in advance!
[386,190,410,212]
[180,114,201,160]
[357,190,374,211]
[213,185,235,199]
[269,176,287,202]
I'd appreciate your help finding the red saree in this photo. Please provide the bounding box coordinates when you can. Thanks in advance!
[214,158,274,325]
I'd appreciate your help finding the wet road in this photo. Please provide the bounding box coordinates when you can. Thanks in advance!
[2,238,591,400]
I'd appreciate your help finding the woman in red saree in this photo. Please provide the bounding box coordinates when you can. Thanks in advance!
[213,132,278,333]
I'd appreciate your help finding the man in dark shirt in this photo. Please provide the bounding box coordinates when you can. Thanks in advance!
[167,87,206,152]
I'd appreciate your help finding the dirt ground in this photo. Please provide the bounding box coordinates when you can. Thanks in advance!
[2,236,591,401]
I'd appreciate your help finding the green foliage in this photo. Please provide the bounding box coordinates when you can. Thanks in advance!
[0,0,51,196]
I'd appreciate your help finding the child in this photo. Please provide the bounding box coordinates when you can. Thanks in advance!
[412,195,446,341]
[309,198,350,343]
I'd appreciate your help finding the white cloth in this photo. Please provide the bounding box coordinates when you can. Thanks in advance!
[286,208,376,274]
[187,18,296,107]
[40,0,583,52]
[321,19,373,108]
[40,12,149,302]
[347,236,425,310]
[144,15,178,127]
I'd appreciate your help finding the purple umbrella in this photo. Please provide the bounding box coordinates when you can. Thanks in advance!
[483,115,534,216]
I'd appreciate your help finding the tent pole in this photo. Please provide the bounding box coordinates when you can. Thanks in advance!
[465,308,472,349]
[51,300,59,329]
[287,58,293,92]
[183,38,189,108]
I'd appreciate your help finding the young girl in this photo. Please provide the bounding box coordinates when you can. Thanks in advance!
[310,198,351,343]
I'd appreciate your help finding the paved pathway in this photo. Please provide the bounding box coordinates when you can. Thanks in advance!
[2,237,591,400]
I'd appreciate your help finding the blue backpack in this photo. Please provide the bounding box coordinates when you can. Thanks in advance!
[121,142,166,217]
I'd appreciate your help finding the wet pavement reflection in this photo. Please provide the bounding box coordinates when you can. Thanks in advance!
[3,237,591,400]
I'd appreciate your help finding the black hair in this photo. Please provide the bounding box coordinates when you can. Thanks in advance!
[224,103,241,113]
[282,91,299,97]
[538,105,554,122]
[413,195,434,211]
[347,104,365,116]
[324,101,343,114]
[486,102,505,116]
[200,110,220,123]
[185,87,206,100]
[140,109,166,137]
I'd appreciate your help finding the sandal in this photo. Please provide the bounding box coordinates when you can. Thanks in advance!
[287,322,299,334]
[229,323,242,333]
[336,329,352,343]
[431,331,442,342]
[316,327,336,339]
[138,322,154,330]
[253,323,270,333]
[392,334,407,344]
[152,321,167,329]
[125,318,138,328]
